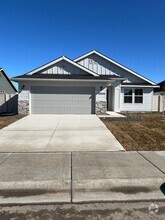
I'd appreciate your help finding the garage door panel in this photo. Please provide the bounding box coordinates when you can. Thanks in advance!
[31,86,95,114]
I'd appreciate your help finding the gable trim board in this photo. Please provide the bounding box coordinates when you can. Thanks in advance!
[0,68,18,114]
[11,50,158,114]
[121,85,158,88]
[74,50,156,85]
[0,68,17,93]
[26,56,99,77]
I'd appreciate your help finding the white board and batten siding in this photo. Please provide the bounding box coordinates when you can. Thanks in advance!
[78,55,116,75]
[42,60,89,75]
[120,87,153,112]
[77,54,145,83]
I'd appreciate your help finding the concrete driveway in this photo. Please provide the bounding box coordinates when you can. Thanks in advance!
[0,115,124,152]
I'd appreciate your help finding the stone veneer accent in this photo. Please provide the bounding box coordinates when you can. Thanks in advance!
[18,100,29,114]
[96,101,107,114]
[18,100,107,115]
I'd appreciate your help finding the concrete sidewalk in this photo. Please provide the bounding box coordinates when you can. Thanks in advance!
[0,153,71,204]
[0,151,164,204]
[73,152,165,202]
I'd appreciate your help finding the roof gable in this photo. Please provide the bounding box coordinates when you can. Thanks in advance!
[0,68,17,93]
[154,80,165,92]
[26,56,98,77]
[74,50,156,85]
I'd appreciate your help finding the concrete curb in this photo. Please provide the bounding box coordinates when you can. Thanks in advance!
[73,178,165,203]
[0,180,71,204]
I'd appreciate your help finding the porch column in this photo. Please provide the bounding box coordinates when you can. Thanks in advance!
[95,86,107,114]
[114,83,121,112]
[18,83,30,114]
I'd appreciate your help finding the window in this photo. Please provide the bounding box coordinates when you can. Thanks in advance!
[135,89,143,103]
[124,89,133,103]
[124,88,143,104]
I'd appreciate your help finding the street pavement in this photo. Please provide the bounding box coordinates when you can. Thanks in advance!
[1,202,165,220]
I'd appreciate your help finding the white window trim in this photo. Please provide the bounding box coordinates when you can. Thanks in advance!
[124,88,143,104]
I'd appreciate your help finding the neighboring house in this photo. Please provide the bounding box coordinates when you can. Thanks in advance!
[153,80,165,112]
[0,68,18,114]
[11,50,158,114]
[154,80,165,93]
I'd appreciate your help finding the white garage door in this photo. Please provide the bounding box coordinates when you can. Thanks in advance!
[31,86,95,114]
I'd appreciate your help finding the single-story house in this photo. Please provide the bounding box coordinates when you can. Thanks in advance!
[12,50,158,114]
[0,68,18,114]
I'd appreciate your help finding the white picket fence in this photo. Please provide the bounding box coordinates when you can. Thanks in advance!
[0,93,18,113]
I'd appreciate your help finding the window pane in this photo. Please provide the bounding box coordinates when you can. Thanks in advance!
[135,89,143,95]
[124,96,132,103]
[124,89,132,96]
[135,97,143,103]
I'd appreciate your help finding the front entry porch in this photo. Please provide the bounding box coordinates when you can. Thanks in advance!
[98,111,126,118]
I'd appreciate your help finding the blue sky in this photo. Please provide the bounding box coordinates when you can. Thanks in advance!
[0,0,165,84]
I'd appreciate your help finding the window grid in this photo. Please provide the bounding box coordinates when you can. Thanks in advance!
[134,89,143,103]
[124,88,143,104]
[124,88,133,103]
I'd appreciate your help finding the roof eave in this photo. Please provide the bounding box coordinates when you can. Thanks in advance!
[121,84,159,88]
[11,77,113,83]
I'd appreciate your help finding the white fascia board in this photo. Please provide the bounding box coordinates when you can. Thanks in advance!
[27,57,64,75]
[121,85,159,88]
[74,50,156,85]
[11,78,110,83]
[74,50,95,62]
[26,56,98,77]
[1,69,17,92]
[110,77,126,80]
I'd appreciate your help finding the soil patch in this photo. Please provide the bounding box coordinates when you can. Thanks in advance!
[0,115,26,130]
[101,113,165,151]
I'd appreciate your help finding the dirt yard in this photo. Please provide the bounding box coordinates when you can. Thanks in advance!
[0,115,26,130]
[101,113,165,151]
